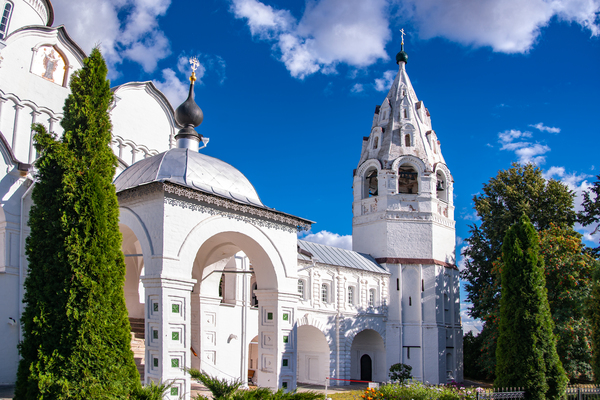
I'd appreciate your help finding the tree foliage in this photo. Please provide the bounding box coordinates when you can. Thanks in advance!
[463,163,576,320]
[495,214,568,400]
[460,164,597,379]
[579,174,600,256]
[589,263,600,382]
[15,48,139,399]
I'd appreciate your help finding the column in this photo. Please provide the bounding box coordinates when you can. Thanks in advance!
[12,103,23,154]
[29,110,41,163]
[253,290,298,391]
[142,276,196,400]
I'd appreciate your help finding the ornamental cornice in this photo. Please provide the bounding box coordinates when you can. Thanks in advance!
[116,181,312,232]
[162,182,312,232]
[353,210,455,228]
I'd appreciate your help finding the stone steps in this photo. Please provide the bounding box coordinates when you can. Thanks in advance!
[129,318,145,381]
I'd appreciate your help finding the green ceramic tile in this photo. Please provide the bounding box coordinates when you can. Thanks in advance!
[267,312,273,320]
[283,335,288,343]
[172,331,179,341]
[171,358,179,368]
[153,358,158,367]
[153,330,158,339]
[153,303,159,312]
[282,359,288,367]
[282,313,289,321]
[171,387,178,396]
[172,304,180,313]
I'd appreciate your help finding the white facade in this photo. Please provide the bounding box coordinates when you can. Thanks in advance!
[0,0,462,397]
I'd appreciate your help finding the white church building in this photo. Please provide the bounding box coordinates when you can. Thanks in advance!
[0,0,463,398]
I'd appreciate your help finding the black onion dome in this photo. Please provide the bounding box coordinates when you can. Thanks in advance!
[396,50,408,64]
[175,80,204,130]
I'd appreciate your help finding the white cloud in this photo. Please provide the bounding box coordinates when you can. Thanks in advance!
[153,68,189,108]
[460,302,483,335]
[351,83,364,93]
[498,129,550,164]
[231,0,391,79]
[396,0,600,54]
[153,53,226,107]
[374,70,396,92]
[299,230,352,250]
[530,122,561,133]
[52,0,172,76]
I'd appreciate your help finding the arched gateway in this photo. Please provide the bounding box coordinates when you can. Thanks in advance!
[114,70,311,398]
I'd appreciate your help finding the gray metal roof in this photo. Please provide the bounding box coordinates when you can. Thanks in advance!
[114,148,264,207]
[297,240,389,274]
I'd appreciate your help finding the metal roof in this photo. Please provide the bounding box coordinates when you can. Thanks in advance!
[114,148,265,207]
[297,240,388,274]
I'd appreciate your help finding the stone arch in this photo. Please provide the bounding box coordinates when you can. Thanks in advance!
[179,217,286,290]
[296,312,327,333]
[346,328,386,383]
[356,159,381,200]
[118,206,154,258]
[434,163,453,204]
[296,322,331,384]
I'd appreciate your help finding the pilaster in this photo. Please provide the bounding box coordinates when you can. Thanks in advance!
[142,275,196,400]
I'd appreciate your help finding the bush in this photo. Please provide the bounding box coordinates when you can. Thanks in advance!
[188,369,323,400]
[367,381,479,400]
[388,363,412,383]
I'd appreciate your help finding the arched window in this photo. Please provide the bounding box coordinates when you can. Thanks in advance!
[321,283,328,303]
[364,168,378,198]
[298,279,305,299]
[398,164,418,194]
[404,134,411,147]
[347,286,354,305]
[373,136,379,149]
[369,289,376,307]
[0,2,13,40]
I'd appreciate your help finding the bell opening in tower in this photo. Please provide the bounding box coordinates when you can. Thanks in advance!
[398,165,418,194]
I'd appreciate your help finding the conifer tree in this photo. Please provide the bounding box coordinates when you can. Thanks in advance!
[15,48,139,399]
[589,263,600,382]
[495,214,567,400]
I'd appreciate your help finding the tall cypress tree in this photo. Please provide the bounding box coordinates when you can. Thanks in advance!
[589,263,600,382]
[15,48,139,399]
[495,214,567,400]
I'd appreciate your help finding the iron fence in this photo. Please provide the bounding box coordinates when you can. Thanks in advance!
[475,385,599,400]
[566,385,600,400]
[476,387,525,399]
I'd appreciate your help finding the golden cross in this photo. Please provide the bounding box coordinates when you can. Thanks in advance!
[400,28,406,45]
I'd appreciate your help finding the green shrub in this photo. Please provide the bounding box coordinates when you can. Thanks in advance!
[388,363,412,383]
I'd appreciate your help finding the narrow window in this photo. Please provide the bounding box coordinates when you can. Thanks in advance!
[251,283,258,307]
[321,283,328,303]
[405,134,411,147]
[409,296,412,306]
[219,274,224,298]
[421,279,424,292]
[347,286,354,305]
[0,2,13,40]
[297,279,304,299]
[396,278,399,291]
[403,109,408,118]
[373,136,379,149]
[369,289,375,307]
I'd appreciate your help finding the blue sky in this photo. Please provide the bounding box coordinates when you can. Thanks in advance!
[51,0,600,331]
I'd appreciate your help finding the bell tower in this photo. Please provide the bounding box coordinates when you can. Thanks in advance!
[352,38,462,384]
